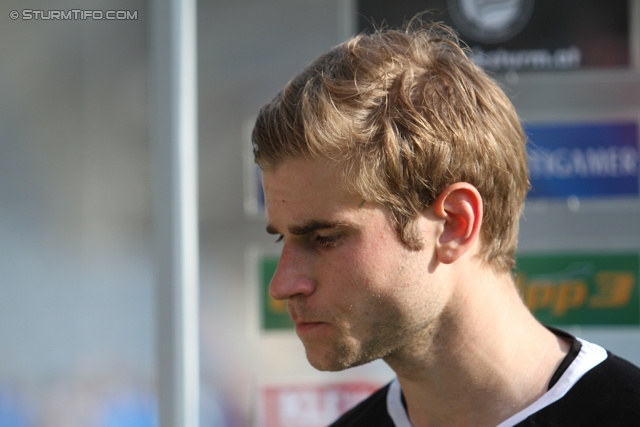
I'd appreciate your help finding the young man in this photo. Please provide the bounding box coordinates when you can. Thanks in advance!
[252,20,640,426]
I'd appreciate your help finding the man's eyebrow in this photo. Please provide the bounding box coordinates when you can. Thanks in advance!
[266,220,345,236]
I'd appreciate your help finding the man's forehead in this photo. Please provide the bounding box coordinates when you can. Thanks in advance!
[264,157,339,180]
[262,158,347,201]
[262,158,365,230]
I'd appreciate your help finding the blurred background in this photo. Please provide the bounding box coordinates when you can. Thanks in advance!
[0,0,639,426]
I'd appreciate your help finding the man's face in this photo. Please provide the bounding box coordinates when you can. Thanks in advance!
[262,158,449,371]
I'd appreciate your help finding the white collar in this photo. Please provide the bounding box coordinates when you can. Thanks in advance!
[386,338,608,427]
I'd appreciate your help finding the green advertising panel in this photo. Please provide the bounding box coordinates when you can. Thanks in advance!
[260,256,294,330]
[261,253,639,328]
[515,253,640,326]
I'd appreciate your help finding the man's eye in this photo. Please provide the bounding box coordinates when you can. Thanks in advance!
[274,234,284,243]
[315,234,342,248]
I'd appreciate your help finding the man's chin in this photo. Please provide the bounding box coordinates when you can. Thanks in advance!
[305,349,374,372]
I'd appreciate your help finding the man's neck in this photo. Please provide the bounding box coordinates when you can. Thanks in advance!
[384,266,571,427]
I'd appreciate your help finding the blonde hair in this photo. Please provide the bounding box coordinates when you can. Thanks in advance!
[252,20,529,272]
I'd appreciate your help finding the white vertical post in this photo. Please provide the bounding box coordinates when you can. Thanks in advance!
[150,0,199,426]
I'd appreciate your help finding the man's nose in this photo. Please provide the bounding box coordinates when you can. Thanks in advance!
[269,242,315,300]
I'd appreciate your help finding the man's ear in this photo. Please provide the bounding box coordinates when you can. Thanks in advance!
[431,183,483,265]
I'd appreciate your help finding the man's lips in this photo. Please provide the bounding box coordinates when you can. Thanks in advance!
[289,306,331,335]
[294,321,327,335]
[288,306,324,325]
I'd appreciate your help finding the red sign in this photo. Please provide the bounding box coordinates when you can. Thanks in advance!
[258,382,381,427]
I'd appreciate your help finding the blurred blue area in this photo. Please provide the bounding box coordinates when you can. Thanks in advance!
[0,387,30,427]
[100,392,157,427]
